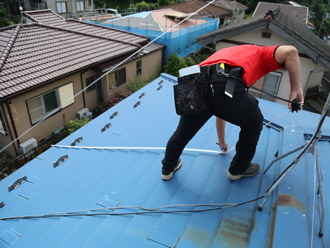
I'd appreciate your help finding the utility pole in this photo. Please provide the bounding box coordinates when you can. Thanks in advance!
[318,0,330,37]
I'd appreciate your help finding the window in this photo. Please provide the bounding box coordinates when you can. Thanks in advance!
[261,72,281,101]
[0,111,7,135]
[109,68,126,90]
[261,32,272,39]
[89,0,91,6]
[76,1,84,12]
[56,2,67,13]
[136,60,142,75]
[27,83,75,124]
[86,76,96,93]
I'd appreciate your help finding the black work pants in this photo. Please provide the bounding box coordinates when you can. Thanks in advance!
[162,73,264,175]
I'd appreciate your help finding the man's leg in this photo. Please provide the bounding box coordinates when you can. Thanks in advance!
[211,85,263,176]
[162,111,212,175]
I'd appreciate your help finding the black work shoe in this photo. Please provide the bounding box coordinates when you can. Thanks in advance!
[227,163,260,181]
[162,158,182,180]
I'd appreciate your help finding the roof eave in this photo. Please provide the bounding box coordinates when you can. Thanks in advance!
[197,20,268,46]
[268,22,330,69]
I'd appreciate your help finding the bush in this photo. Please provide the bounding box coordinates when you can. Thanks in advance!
[126,74,146,92]
[102,90,132,110]
[67,118,91,134]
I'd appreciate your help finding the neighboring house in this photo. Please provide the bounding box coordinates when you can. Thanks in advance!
[211,0,248,22]
[1,0,94,18]
[196,6,330,110]
[0,72,329,247]
[98,9,219,59]
[253,2,315,29]
[0,10,165,157]
[156,0,231,25]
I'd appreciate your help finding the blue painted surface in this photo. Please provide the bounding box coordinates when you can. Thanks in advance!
[0,73,329,247]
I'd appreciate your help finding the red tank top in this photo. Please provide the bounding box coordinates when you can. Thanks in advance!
[199,45,284,86]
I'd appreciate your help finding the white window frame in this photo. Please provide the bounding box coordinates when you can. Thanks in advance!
[76,1,84,12]
[27,82,75,125]
[261,71,281,102]
[56,2,67,13]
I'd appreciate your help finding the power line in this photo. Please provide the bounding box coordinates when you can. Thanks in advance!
[0,0,217,154]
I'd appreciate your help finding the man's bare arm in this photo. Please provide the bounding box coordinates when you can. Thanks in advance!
[216,117,228,152]
[274,45,304,111]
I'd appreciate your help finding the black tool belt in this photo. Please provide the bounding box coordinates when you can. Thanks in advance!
[210,64,242,98]
[174,64,243,115]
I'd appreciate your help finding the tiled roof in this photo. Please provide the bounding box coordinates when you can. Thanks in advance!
[0,74,329,247]
[24,10,149,45]
[196,6,330,69]
[156,0,231,16]
[253,2,309,26]
[0,23,141,99]
[98,42,166,72]
[211,0,249,12]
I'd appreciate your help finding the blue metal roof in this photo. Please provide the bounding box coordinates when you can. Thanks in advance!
[0,73,329,247]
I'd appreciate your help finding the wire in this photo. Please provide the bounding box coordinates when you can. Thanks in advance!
[0,0,217,154]
[263,110,291,128]
[0,196,264,221]
[311,147,317,248]
[224,110,292,154]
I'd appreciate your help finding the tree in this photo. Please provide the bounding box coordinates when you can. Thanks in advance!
[163,53,189,77]
[0,5,15,28]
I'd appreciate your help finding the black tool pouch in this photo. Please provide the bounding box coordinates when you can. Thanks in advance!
[174,66,210,115]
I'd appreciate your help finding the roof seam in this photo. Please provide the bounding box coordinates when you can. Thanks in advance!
[0,25,20,73]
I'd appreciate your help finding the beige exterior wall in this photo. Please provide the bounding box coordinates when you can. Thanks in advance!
[0,49,163,156]
[1,73,85,153]
[104,50,163,99]
[50,0,94,18]
[215,28,326,105]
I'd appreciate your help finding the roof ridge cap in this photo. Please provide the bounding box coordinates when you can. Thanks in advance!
[67,18,149,41]
[34,23,141,48]
[0,25,20,72]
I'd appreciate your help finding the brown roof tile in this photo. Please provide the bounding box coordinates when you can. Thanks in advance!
[23,10,149,45]
[0,23,141,99]
[157,0,230,16]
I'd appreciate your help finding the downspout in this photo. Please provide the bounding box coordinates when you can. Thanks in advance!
[0,103,18,156]
[304,69,328,97]
[6,100,20,152]
[80,69,88,108]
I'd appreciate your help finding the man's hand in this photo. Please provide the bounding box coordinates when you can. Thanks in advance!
[288,88,304,112]
[218,139,228,152]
